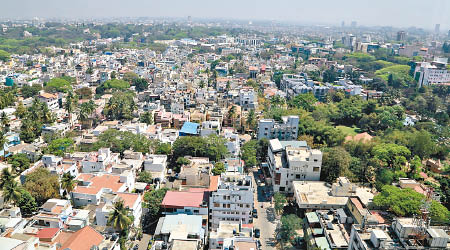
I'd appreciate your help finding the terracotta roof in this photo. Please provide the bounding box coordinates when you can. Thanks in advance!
[39,92,58,99]
[116,193,141,209]
[208,176,219,191]
[73,174,124,195]
[59,226,104,250]
[36,228,60,239]
[161,191,205,208]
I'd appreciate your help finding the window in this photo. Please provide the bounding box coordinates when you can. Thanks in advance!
[314,159,318,162]
[313,167,320,172]
[194,210,199,213]
[296,174,300,179]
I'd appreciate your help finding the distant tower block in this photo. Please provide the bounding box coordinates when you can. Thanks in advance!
[397,31,406,42]
[435,24,440,34]
[351,21,357,28]
[341,21,345,27]
[187,16,192,23]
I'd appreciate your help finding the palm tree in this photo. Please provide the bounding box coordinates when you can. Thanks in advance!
[61,172,76,198]
[0,131,7,152]
[108,199,132,233]
[3,180,21,206]
[0,112,10,132]
[64,91,77,127]
[0,168,13,188]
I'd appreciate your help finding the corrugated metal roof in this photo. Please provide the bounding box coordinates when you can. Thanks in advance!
[180,122,199,135]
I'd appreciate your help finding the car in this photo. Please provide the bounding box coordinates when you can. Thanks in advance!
[254,228,260,238]
[167,169,173,175]
[133,244,139,250]
[252,208,258,218]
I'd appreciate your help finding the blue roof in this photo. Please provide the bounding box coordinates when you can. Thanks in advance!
[180,122,199,135]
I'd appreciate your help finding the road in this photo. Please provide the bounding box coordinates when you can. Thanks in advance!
[251,170,278,250]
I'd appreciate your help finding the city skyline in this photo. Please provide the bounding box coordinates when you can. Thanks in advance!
[3,0,450,30]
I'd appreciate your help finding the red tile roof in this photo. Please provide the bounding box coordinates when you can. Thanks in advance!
[208,176,219,191]
[116,192,141,209]
[36,228,60,239]
[73,174,125,195]
[161,191,205,208]
[59,226,104,250]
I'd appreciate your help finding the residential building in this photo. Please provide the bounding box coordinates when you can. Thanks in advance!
[268,139,322,193]
[414,58,450,87]
[209,174,254,229]
[257,116,299,140]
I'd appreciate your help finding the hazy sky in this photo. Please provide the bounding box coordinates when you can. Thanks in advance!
[4,0,450,30]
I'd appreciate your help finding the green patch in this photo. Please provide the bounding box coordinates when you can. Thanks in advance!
[336,126,360,136]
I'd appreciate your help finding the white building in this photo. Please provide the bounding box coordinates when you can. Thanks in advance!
[239,87,258,111]
[268,139,322,193]
[200,120,221,137]
[81,148,119,173]
[38,92,59,111]
[143,154,168,181]
[414,58,450,87]
[95,192,142,228]
[257,116,299,140]
[209,174,254,229]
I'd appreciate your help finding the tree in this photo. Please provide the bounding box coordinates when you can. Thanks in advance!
[0,168,14,189]
[273,192,287,215]
[61,172,76,197]
[0,49,10,62]
[108,199,132,232]
[64,91,77,126]
[3,180,21,206]
[96,79,130,94]
[24,168,60,205]
[75,87,93,99]
[133,78,149,92]
[89,129,155,154]
[408,130,436,159]
[241,140,258,169]
[321,147,351,183]
[143,188,169,221]
[372,143,411,169]
[0,131,7,152]
[137,171,152,184]
[103,92,136,120]
[373,185,449,223]
[140,111,153,125]
[246,109,257,131]
[21,84,42,99]
[15,102,27,119]
[45,77,71,93]
[79,100,96,125]
[288,93,317,111]
[8,153,31,173]
[123,72,139,83]
[17,189,38,216]
[46,138,74,156]
[155,143,171,155]
[279,214,303,243]
[212,162,226,175]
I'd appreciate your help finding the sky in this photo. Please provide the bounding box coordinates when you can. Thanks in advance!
[3,0,450,30]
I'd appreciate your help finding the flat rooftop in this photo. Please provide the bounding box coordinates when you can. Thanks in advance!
[293,181,348,207]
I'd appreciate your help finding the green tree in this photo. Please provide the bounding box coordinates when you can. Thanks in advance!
[122,72,139,83]
[0,50,10,62]
[21,84,42,99]
[279,214,303,243]
[288,93,317,111]
[45,77,71,92]
[17,189,38,216]
[133,78,149,92]
[140,111,153,125]
[46,138,74,156]
[372,143,411,169]
[137,171,153,184]
[3,180,21,206]
[24,168,60,205]
[321,147,351,183]
[75,87,93,99]
[79,100,96,124]
[155,143,171,155]
[212,162,226,175]
[143,188,169,218]
[241,140,258,169]
[64,91,78,125]
[103,92,136,120]
[246,109,257,131]
[108,199,132,232]
[0,168,14,188]
[61,172,76,197]
[8,153,31,173]
[274,192,287,216]
[408,130,436,159]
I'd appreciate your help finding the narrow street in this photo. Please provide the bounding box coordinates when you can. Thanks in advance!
[251,170,278,250]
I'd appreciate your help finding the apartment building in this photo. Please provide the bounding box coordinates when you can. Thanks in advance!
[268,139,322,193]
[414,58,450,87]
[239,87,258,111]
[257,115,299,140]
[209,174,254,229]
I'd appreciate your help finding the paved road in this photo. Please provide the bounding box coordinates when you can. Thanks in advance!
[251,171,278,250]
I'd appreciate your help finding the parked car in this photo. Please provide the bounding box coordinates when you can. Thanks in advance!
[252,208,258,218]
[254,228,260,238]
